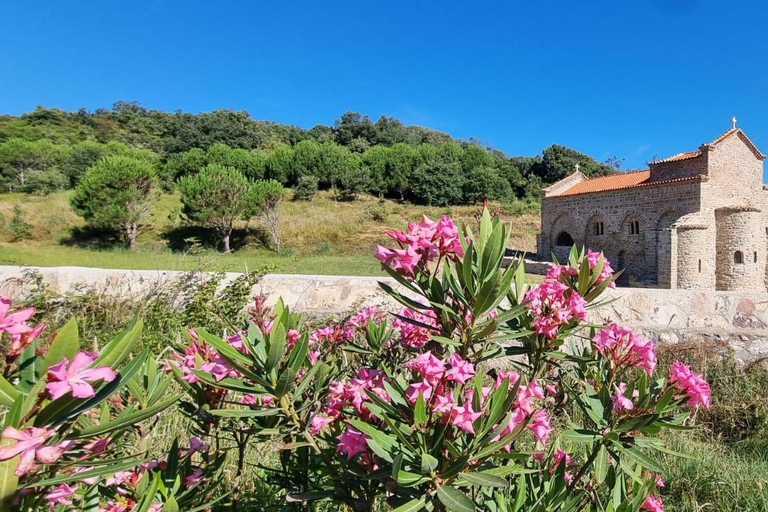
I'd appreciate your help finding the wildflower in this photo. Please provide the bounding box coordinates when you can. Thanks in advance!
[527,410,553,445]
[310,413,335,435]
[184,468,204,487]
[45,484,77,509]
[450,403,481,434]
[46,352,116,400]
[641,494,664,512]
[336,427,370,459]
[445,353,475,384]
[0,427,65,476]
[592,324,657,375]
[668,361,711,409]
[612,382,634,412]
[405,381,433,405]
[393,308,438,348]
[187,436,210,455]
[403,351,445,384]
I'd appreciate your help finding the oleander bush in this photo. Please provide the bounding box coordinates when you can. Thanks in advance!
[0,209,711,511]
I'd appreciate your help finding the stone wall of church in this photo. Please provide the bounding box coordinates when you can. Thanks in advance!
[538,180,702,285]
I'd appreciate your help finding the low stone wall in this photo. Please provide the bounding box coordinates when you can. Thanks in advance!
[2,265,767,362]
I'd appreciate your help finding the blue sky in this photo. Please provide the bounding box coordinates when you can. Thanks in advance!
[1,1,767,171]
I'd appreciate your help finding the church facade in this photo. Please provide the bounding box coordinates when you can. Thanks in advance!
[536,123,768,291]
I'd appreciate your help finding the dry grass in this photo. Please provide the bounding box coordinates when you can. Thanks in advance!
[0,190,540,275]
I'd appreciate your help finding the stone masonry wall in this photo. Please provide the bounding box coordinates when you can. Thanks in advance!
[2,266,768,363]
[539,180,702,285]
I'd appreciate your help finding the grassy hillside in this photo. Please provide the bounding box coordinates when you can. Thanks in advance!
[0,191,541,275]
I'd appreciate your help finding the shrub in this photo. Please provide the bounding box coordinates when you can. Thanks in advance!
[177,164,258,253]
[253,179,285,253]
[70,156,158,250]
[363,200,388,222]
[292,174,319,201]
[8,204,33,241]
[23,169,69,195]
[462,165,512,204]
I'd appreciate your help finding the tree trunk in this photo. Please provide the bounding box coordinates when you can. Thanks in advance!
[126,223,138,251]
[222,230,231,253]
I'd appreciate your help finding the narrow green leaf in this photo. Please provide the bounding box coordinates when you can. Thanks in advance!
[392,496,427,512]
[93,318,143,368]
[0,376,20,408]
[42,318,79,372]
[457,471,507,488]
[0,437,19,505]
[437,485,476,512]
[72,395,179,438]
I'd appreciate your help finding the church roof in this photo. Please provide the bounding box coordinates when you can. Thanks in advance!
[552,170,703,197]
[650,150,702,165]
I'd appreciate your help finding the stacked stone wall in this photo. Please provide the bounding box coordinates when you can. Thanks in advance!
[649,153,708,182]
[715,209,764,291]
[2,267,768,364]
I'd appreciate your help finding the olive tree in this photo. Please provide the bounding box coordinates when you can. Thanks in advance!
[70,156,158,250]
[177,164,258,252]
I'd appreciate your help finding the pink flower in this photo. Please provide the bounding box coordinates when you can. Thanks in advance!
[403,352,445,384]
[393,308,438,348]
[337,427,370,459]
[0,427,65,476]
[592,324,657,375]
[45,483,76,509]
[105,471,133,487]
[46,352,116,400]
[612,382,634,412]
[405,381,433,405]
[527,410,553,445]
[187,436,210,455]
[641,494,665,512]
[450,403,482,434]
[184,468,204,487]
[310,413,335,435]
[668,361,711,409]
[83,437,110,454]
[433,392,456,415]
[0,298,44,357]
[72,466,100,486]
[445,353,475,384]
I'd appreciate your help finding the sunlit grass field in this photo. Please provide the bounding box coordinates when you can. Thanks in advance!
[0,190,541,275]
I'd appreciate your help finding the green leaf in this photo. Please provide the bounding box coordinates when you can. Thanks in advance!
[94,318,143,368]
[42,318,79,372]
[162,496,179,512]
[421,453,438,474]
[0,376,20,408]
[594,445,608,484]
[265,323,287,372]
[560,429,601,443]
[457,472,507,488]
[133,474,160,512]
[0,437,18,505]
[437,485,476,512]
[614,445,664,474]
[26,459,144,487]
[275,368,296,397]
[73,395,179,438]
[208,407,281,418]
[414,392,427,425]
[392,496,427,512]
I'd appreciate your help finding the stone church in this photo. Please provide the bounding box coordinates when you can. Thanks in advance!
[536,121,768,291]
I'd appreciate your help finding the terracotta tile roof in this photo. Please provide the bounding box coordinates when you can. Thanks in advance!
[650,150,702,165]
[553,170,703,198]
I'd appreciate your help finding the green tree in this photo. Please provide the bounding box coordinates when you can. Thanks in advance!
[410,161,464,206]
[206,143,267,181]
[361,145,391,195]
[70,156,158,250]
[177,164,258,253]
[291,139,322,182]
[0,138,68,190]
[539,144,616,182]
[461,144,495,172]
[462,165,512,204]
[265,145,294,184]
[292,175,318,201]
[317,141,354,188]
[386,143,418,199]
[162,148,207,185]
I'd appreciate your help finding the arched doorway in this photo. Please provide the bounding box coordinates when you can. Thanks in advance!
[556,231,574,247]
[617,250,628,285]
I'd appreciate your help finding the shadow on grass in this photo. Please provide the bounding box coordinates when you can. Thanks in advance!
[60,226,126,250]
[161,225,271,253]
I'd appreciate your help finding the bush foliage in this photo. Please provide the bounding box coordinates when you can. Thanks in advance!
[0,209,714,511]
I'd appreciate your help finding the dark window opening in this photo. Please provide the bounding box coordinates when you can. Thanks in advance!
[755,252,758,263]
[593,222,604,236]
[629,220,640,235]
[735,251,744,264]
[698,260,702,272]
[556,231,574,247]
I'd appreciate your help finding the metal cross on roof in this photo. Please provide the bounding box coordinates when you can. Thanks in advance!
[731,116,737,129]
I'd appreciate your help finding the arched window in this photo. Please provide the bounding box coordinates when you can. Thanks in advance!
[734,251,744,264]
[629,220,641,235]
[755,252,758,263]
[698,259,702,272]
[592,221,604,236]
[556,231,574,247]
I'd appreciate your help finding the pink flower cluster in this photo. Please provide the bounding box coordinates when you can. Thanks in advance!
[311,369,389,434]
[524,280,587,339]
[545,250,616,289]
[668,361,711,409]
[393,308,439,348]
[0,427,67,477]
[375,215,463,276]
[0,297,45,358]
[592,324,657,375]
[168,330,241,384]
[611,382,638,412]
[641,494,665,512]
